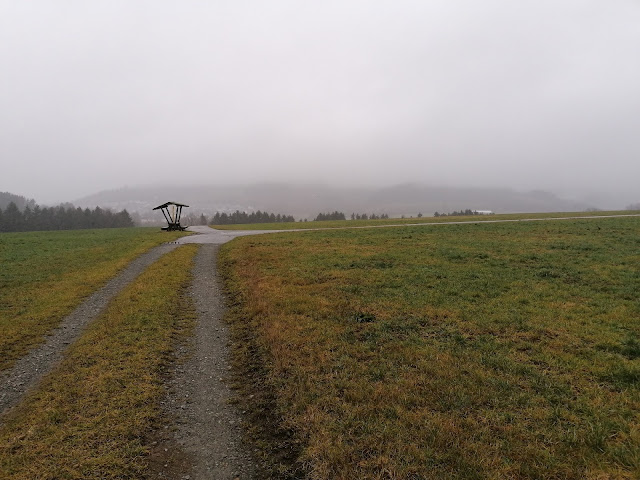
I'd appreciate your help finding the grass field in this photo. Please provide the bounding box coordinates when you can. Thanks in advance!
[0,228,186,372]
[220,216,640,479]
[212,210,640,231]
[0,244,197,479]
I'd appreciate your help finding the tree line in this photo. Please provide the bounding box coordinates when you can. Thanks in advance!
[211,210,295,225]
[181,212,210,226]
[314,211,346,221]
[314,211,392,221]
[0,202,134,233]
[433,209,488,217]
[349,212,390,220]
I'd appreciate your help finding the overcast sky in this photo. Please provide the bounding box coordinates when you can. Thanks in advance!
[1,1,639,204]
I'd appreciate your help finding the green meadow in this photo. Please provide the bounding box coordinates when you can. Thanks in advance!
[0,228,186,371]
[220,215,640,479]
[212,210,639,230]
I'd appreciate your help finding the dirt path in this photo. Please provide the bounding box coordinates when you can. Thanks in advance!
[0,243,179,418]
[159,243,257,480]
[177,224,289,244]
[0,227,262,479]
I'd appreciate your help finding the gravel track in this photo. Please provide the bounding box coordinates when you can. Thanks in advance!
[0,243,179,418]
[1,227,260,479]
[157,243,257,480]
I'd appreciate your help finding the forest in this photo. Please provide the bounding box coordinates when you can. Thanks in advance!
[0,201,134,232]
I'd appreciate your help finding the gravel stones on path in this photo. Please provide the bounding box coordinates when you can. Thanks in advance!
[0,243,179,418]
[177,225,291,245]
[161,243,257,480]
[1,227,261,478]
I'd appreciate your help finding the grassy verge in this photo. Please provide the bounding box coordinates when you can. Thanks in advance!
[212,209,640,230]
[0,244,197,480]
[0,228,187,371]
[220,216,640,479]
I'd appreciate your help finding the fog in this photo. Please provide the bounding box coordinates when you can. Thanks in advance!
[1,1,639,206]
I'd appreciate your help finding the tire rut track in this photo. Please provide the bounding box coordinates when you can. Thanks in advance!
[0,243,179,418]
[160,243,257,480]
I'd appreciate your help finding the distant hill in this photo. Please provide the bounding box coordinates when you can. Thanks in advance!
[0,192,37,211]
[74,183,593,223]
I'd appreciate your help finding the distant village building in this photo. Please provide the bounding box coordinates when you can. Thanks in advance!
[474,210,494,215]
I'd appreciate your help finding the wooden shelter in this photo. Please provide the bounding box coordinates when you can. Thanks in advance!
[153,201,189,231]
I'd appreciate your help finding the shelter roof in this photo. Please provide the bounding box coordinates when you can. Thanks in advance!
[152,201,189,210]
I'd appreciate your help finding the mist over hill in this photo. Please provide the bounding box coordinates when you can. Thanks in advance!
[74,183,594,225]
[0,192,37,212]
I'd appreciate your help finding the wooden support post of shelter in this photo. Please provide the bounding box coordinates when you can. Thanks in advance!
[153,202,189,231]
